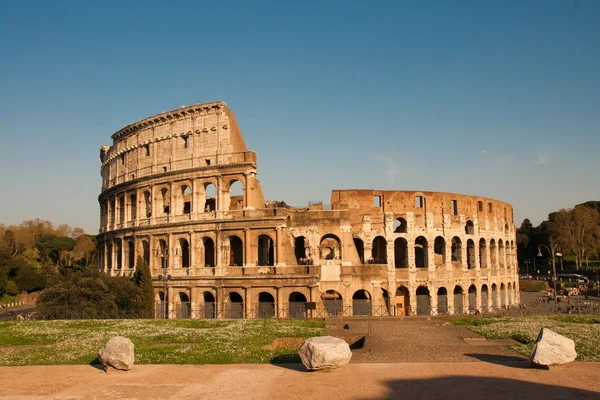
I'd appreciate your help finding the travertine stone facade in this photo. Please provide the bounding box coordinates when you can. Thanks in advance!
[98,101,520,318]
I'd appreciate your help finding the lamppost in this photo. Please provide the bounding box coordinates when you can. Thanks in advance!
[537,239,561,312]
[157,247,171,319]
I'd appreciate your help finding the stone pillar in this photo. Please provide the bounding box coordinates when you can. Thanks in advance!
[408,244,416,271]
[461,240,468,271]
[151,184,156,224]
[430,285,438,315]
[447,288,455,315]
[445,240,453,271]
[476,286,482,312]
[408,287,417,316]
[275,286,282,318]
[167,233,173,272]
[427,240,436,272]
[275,227,282,266]
[474,241,480,271]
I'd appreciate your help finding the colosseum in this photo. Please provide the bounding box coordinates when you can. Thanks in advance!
[98,101,520,319]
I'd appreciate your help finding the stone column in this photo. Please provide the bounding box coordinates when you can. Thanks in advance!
[408,244,416,271]
[167,233,173,272]
[244,229,251,267]
[408,287,417,316]
[447,288,455,315]
[275,227,281,266]
[474,241,480,271]
[461,240,468,271]
[430,285,438,315]
[427,240,436,272]
[445,240,453,271]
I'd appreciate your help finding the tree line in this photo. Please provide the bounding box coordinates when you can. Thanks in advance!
[1,218,154,317]
[517,201,600,273]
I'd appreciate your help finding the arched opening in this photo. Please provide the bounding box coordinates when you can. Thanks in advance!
[415,236,428,268]
[507,282,513,305]
[179,238,190,269]
[353,238,365,264]
[203,291,216,319]
[295,236,307,264]
[394,238,408,268]
[288,292,307,318]
[453,286,464,315]
[371,236,387,264]
[320,234,341,261]
[181,185,192,214]
[157,239,168,269]
[479,239,487,268]
[160,188,170,215]
[396,287,409,316]
[437,287,448,314]
[504,224,509,235]
[115,240,122,270]
[467,239,476,269]
[490,239,497,269]
[142,240,150,264]
[491,283,498,309]
[352,290,372,316]
[498,240,505,268]
[227,292,244,319]
[500,283,506,307]
[157,291,166,319]
[176,292,190,319]
[394,217,407,233]
[321,290,343,316]
[416,286,431,316]
[229,236,243,266]
[203,237,215,267]
[229,180,244,211]
[505,240,511,268]
[127,240,135,269]
[129,194,137,221]
[465,220,475,235]
[258,292,275,318]
[468,285,477,312]
[451,237,462,266]
[257,235,274,266]
[481,285,489,312]
[119,196,125,223]
[143,191,152,218]
[204,183,216,212]
[434,237,446,266]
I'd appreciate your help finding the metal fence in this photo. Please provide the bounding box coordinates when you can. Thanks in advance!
[3,299,599,321]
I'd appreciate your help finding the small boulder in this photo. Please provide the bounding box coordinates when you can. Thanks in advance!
[98,336,135,371]
[298,336,352,371]
[529,328,577,368]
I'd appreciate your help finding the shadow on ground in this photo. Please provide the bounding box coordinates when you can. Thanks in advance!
[464,353,529,367]
[366,376,598,400]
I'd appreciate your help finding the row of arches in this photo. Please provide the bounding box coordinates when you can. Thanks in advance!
[156,290,310,319]
[392,218,511,236]
[101,179,245,229]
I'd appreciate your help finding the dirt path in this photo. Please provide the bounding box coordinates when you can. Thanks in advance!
[0,362,598,399]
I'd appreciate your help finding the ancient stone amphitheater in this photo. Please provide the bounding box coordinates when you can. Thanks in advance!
[98,101,519,318]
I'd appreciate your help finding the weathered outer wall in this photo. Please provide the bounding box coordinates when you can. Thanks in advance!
[98,102,520,318]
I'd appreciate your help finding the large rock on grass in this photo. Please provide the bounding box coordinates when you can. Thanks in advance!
[98,336,135,371]
[298,336,352,371]
[529,328,577,368]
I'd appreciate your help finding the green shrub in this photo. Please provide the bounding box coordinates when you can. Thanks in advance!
[519,280,548,292]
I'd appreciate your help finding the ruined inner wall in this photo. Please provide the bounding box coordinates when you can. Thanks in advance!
[97,102,520,318]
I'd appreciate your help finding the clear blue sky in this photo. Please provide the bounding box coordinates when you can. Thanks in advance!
[1,0,599,234]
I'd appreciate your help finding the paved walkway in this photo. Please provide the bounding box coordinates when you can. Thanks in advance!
[0,362,598,399]
[327,318,522,363]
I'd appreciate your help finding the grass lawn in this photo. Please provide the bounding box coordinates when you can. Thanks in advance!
[0,319,325,366]
[451,315,600,361]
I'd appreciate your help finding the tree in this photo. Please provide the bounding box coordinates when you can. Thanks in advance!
[550,206,600,270]
[132,256,155,318]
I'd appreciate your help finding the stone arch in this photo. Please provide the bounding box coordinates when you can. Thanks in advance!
[160,187,170,215]
[352,289,372,316]
[127,240,135,269]
[229,235,243,266]
[157,239,168,269]
[451,237,462,266]
[396,286,410,316]
[481,284,489,311]
[321,290,343,316]
[394,238,408,268]
[156,290,166,319]
[415,236,428,268]
[288,292,308,318]
[416,286,431,316]
[203,291,216,319]
[204,182,216,212]
[257,291,275,318]
[498,240,505,268]
[295,236,307,264]
[353,237,365,264]
[372,236,387,264]
[394,217,408,233]
[176,292,191,319]
[466,239,476,269]
[500,283,506,307]
[115,239,123,270]
[257,234,274,266]
[227,291,244,319]
[203,237,215,267]
[142,240,150,264]
[143,191,152,218]
[489,239,497,269]
[105,242,112,270]
[491,283,498,309]
[507,282,513,305]
[227,179,244,211]
[479,238,487,268]
[437,287,448,314]
[468,285,477,312]
[129,193,137,221]
[465,220,475,235]
[179,238,190,268]
[434,236,446,266]
[320,234,341,261]
[453,285,464,314]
